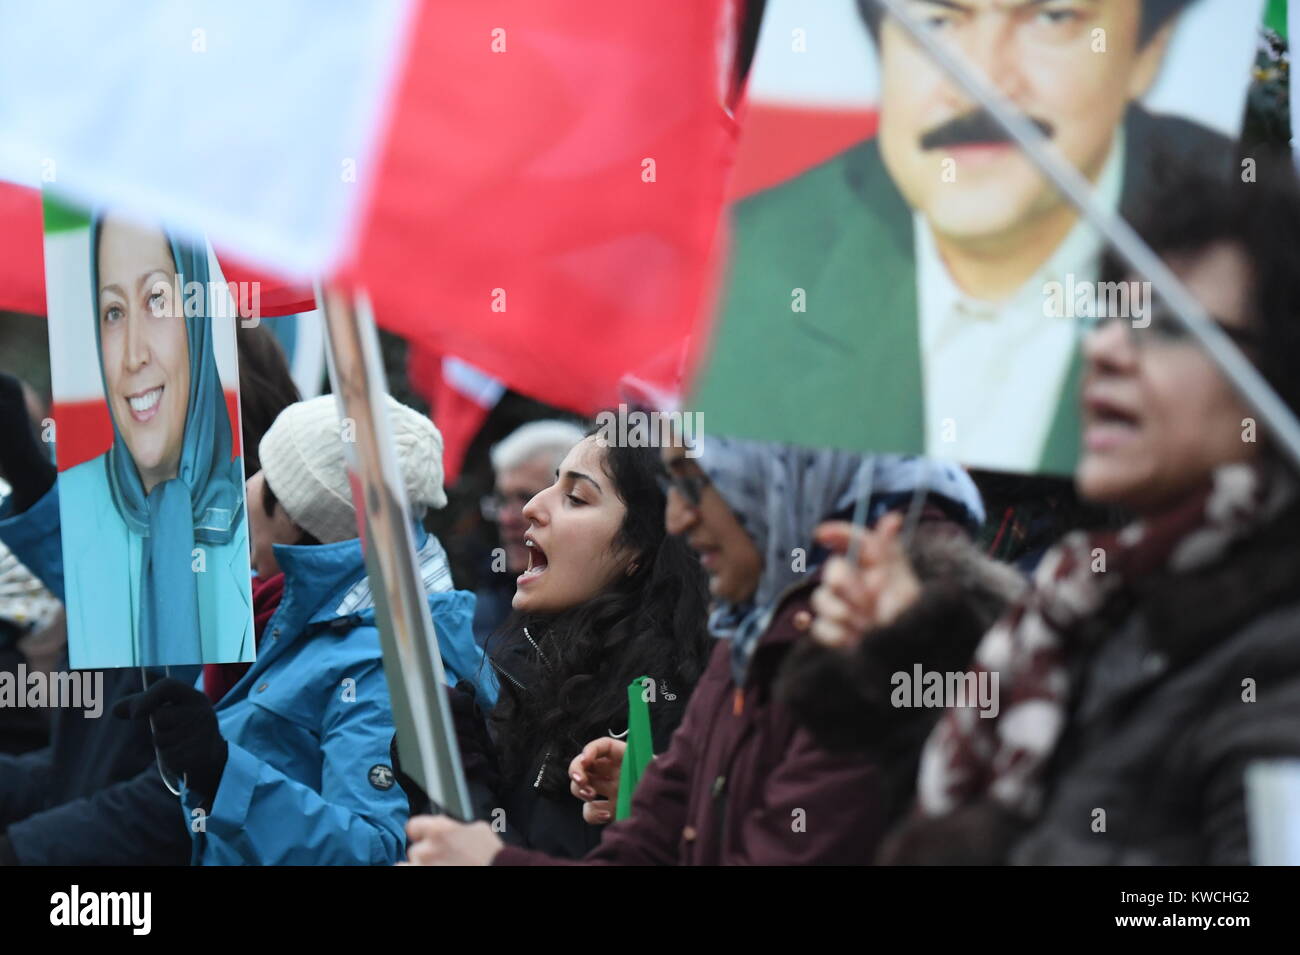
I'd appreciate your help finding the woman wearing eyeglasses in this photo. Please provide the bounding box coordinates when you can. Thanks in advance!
[812,155,1300,865]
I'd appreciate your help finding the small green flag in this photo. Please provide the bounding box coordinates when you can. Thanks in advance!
[1266,0,1287,40]
[614,676,656,821]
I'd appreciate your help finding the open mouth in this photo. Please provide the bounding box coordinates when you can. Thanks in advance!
[126,386,164,424]
[519,534,549,583]
[1083,392,1141,449]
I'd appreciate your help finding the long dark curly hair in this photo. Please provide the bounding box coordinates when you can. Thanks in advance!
[487,434,712,796]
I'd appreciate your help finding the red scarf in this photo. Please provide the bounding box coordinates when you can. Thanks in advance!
[202,572,286,702]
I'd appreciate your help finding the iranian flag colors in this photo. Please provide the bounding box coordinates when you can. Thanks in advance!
[0,0,740,417]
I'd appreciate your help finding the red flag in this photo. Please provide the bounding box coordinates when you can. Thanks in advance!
[5,1,739,425]
[345,0,739,415]
[216,256,317,318]
[728,103,877,200]
[0,181,46,315]
[407,347,504,484]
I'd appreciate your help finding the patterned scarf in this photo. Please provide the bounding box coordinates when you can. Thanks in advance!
[917,459,1294,819]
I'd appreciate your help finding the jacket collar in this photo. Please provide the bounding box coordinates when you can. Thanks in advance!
[333,530,451,617]
[743,569,824,692]
[268,523,435,637]
[488,629,536,694]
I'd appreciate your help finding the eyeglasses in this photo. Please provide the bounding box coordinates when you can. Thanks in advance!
[655,462,711,507]
[480,490,535,522]
[1082,308,1260,351]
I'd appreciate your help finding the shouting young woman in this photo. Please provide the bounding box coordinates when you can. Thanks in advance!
[421,430,713,859]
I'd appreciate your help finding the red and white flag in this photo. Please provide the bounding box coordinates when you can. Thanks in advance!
[0,0,740,417]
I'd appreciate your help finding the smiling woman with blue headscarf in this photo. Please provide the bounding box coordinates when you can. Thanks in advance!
[57,215,251,669]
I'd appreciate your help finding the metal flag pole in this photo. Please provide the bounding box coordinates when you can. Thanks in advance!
[844,457,877,567]
[142,664,183,796]
[846,457,931,571]
[899,457,931,546]
[873,0,1300,475]
[899,462,930,556]
[318,284,473,822]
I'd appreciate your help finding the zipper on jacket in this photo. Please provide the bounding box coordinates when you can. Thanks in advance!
[489,626,547,694]
[491,656,527,692]
[493,628,554,790]
[487,626,549,693]
[523,626,551,670]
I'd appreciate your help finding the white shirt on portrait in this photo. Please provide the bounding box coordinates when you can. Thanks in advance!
[915,132,1125,472]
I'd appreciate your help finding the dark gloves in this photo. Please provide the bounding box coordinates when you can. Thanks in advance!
[391,681,500,818]
[391,734,429,817]
[113,677,228,804]
[0,373,55,514]
[0,833,18,866]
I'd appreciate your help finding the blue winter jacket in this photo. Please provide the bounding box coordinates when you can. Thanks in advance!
[0,484,497,865]
[184,527,497,865]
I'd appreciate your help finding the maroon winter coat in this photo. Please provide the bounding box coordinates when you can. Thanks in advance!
[492,572,885,866]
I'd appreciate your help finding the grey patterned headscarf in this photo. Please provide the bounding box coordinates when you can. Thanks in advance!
[696,437,985,684]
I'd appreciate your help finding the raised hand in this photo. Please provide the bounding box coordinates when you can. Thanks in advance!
[809,511,922,650]
[568,736,626,825]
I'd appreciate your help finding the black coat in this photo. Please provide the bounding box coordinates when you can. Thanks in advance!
[475,631,690,860]
[884,504,1300,865]
[1011,503,1300,865]
[0,663,196,865]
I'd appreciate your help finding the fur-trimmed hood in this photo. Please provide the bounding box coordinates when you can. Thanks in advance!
[775,523,1024,826]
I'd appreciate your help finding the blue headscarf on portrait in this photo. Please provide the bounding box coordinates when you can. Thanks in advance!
[90,215,244,667]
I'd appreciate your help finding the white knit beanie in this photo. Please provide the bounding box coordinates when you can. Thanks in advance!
[258,394,448,544]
